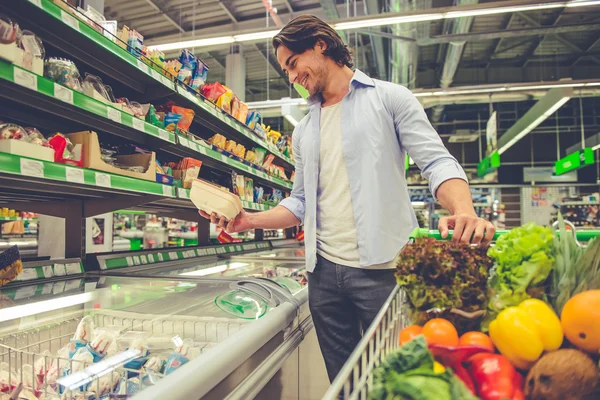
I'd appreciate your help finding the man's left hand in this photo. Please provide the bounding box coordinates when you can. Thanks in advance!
[438,213,496,245]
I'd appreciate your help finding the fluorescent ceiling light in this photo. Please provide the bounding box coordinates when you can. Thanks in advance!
[259,253,278,257]
[0,292,95,322]
[566,0,600,7]
[498,96,570,155]
[234,30,279,42]
[149,1,600,52]
[179,262,249,277]
[333,13,443,30]
[151,36,234,51]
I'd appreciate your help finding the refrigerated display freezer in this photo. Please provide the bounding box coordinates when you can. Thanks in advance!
[90,242,329,400]
[0,271,300,400]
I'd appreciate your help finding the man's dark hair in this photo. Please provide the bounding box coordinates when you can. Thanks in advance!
[272,15,353,68]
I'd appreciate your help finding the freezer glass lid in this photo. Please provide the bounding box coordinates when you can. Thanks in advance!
[0,276,278,398]
[137,259,308,292]
[227,247,306,260]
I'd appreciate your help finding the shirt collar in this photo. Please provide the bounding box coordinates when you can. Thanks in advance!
[307,69,374,107]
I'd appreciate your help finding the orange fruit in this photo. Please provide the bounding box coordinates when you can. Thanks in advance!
[421,318,459,347]
[399,325,422,345]
[459,331,495,352]
[561,290,600,353]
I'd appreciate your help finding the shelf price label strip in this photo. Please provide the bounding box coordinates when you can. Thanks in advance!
[13,261,84,282]
[101,242,268,270]
[30,0,293,167]
[176,135,293,190]
[0,61,177,145]
[0,152,175,197]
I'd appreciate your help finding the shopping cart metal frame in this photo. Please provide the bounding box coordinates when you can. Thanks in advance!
[322,286,406,400]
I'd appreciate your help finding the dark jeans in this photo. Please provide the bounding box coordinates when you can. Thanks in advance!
[308,255,396,383]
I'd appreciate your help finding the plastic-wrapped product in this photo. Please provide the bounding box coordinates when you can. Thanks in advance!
[177,49,196,86]
[234,144,246,159]
[244,150,256,164]
[216,88,233,114]
[201,82,226,103]
[145,105,164,128]
[171,106,194,131]
[44,58,83,92]
[0,15,20,44]
[163,113,182,132]
[245,111,261,130]
[244,178,254,202]
[262,154,275,169]
[224,140,236,153]
[0,123,27,140]
[209,134,226,149]
[254,187,264,204]
[236,101,249,124]
[70,347,94,374]
[190,58,209,90]
[89,371,121,398]
[86,331,116,362]
[253,148,266,166]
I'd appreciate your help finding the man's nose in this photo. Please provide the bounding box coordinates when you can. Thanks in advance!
[288,72,297,85]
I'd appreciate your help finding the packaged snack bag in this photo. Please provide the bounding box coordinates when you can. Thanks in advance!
[237,101,249,124]
[163,113,182,131]
[86,331,116,362]
[253,148,266,166]
[245,150,256,164]
[190,59,209,90]
[234,144,246,159]
[246,111,261,130]
[201,82,226,103]
[209,134,226,149]
[244,178,254,202]
[216,88,233,114]
[177,49,196,86]
[224,140,236,153]
[171,106,194,131]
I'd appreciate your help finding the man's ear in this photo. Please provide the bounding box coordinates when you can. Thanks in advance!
[315,39,327,53]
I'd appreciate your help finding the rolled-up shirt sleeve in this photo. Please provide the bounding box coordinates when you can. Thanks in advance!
[390,85,468,200]
[278,127,306,223]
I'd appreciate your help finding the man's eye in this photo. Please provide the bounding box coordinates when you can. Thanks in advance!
[291,60,296,67]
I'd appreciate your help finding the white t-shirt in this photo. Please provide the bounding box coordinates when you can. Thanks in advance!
[316,102,395,269]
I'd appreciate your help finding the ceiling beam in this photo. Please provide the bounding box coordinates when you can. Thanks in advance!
[571,34,600,66]
[255,42,288,82]
[420,22,599,46]
[141,0,185,33]
[283,0,295,13]
[518,11,600,67]
[218,1,238,24]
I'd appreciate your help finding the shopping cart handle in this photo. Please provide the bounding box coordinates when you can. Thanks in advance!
[409,228,506,242]
[410,227,600,242]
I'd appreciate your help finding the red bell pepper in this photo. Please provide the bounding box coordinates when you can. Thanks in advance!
[466,353,524,400]
[428,343,492,395]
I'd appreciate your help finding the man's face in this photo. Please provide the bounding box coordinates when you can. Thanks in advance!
[276,42,329,96]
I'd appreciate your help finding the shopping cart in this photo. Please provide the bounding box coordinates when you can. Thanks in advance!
[322,226,600,400]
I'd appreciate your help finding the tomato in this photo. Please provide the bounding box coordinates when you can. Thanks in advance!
[459,331,495,352]
[399,325,422,345]
[422,318,459,347]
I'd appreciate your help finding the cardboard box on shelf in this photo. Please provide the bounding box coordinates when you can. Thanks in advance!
[172,165,201,189]
[66,131,156,181]
[0,139,55,162]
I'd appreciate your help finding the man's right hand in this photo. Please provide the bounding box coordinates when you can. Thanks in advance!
[199,210,253,233]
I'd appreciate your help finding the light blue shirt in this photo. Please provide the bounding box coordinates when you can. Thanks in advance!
[279,70,467,272]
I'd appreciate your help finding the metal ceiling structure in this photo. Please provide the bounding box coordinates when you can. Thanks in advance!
[102,0,600,165]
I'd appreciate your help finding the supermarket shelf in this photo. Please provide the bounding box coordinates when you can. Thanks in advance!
[0,0,294,169]
[0,152,175,202]
[0,61,293,192]
[0,61,176,144]
[0,217,38,221]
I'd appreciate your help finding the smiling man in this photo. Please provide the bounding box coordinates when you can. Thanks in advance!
[201,14,495,383]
